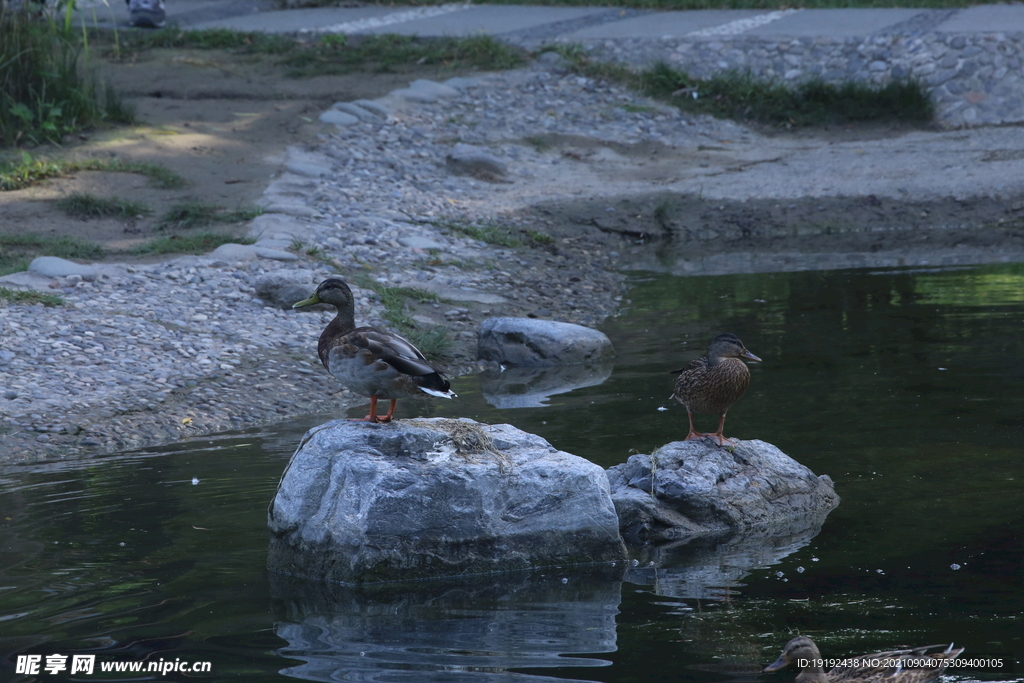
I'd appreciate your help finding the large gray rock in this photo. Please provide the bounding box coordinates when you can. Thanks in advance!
[445,143,509,182]
[256,269,319,309]
[267,418,627,584]
[607,439,839,544]
[28,256,95,278]
[478,317,615,367]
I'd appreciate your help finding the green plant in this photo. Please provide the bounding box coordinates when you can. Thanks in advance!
[133,232,253,255]
[156,201,262,230]
[0,152,186,191]
[281,33,525,77]
[549,49,933,128]
[437,220,523,248]
[56,192,151,219]
[0,4,129,146]
[0,233,104,276]
[0,286,63,306]
[526,229,554,245]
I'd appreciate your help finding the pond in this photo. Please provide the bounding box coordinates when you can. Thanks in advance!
[1,263,1021,682]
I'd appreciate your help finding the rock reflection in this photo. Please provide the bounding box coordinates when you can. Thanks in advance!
[478,363,614,409]
[271,566,624,682]
[625,508,834,601]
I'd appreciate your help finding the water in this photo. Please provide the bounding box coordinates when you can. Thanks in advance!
[1,264,1022,682]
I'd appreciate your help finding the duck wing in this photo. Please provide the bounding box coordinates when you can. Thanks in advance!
[340,327,440,377]
[829,644,964,683]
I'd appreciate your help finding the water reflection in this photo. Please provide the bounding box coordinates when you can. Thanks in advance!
[478,363,615,409]
[625,514,831,601]
[271,568,622,683]
[0,263,1022,682]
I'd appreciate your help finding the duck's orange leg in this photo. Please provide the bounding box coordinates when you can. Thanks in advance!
[351,396,382,423]
[707,412,736,446]
[683,411,707,441]
[377,399,398,423]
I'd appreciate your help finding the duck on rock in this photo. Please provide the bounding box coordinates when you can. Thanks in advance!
[763,635,964,683]
[670,333,760,446]
[293,278,455,423]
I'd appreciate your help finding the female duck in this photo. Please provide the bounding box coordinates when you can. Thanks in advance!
[764,635,964,683]
[293,278,455,423]
[670,333,760,446]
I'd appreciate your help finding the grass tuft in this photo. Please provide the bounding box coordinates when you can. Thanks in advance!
[437,220,523,248]
[133,232,254,255]
[0,153,187,191]
[548,49,934,127]
[156,201,263,230]
[0,6,129,146]
[638,62,934,126]
[56,192,151,219]
[0,233,104,276]
[280,33,526,77]
[0,286,64,306]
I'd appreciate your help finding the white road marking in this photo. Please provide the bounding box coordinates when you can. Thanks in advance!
[311,3,473,35]
[685,9,802,38]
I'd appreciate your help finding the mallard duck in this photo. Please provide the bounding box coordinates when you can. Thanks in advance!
[764,635,964,683]
[293,278,455,423]
[670,333,760,446]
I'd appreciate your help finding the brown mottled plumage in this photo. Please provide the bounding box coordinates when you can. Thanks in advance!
[764,635,964,683]
[293,278,455,423]
[670,333,760,446]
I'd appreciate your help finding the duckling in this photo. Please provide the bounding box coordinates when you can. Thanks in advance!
[293,278,455,423]
[764,635,964,683]
[670,333,760,445]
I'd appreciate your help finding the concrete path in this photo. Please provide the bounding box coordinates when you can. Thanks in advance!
[73,1,1024,126]
[74,1,1024,40]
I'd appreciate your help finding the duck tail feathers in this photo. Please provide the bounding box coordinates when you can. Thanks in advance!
[420,387,456,399]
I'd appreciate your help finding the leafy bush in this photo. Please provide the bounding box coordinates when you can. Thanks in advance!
[0,3,131,146]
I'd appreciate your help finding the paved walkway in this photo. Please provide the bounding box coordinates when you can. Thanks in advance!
[73,1,1024,39]
[73,1,1024,126]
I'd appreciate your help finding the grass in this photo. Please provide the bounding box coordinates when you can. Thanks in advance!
[639,62,934,127]
[438,220,524,248]
[0,152,187,191]
[551,48,934,127]
[0,287,63,306]
[89,28,526,77]
[436,220,556,248]
[56,192,151,219]
[1,5,131,147]
[156,201,263,230]
[133,232,253,255]
[0,233,105,276]
[279,33,526,77]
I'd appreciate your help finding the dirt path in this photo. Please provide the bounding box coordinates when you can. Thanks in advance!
[1,47,475,255]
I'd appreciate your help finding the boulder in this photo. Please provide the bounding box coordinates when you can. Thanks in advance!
[255,269,320,309]
[267,418,627,584]
[445,143,509,182]
[607,439,839,544]
[319,109,359,127]
[28,256,95,278]
[478,317,615,367]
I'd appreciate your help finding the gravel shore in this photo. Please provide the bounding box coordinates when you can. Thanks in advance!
[1,59,679,462]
